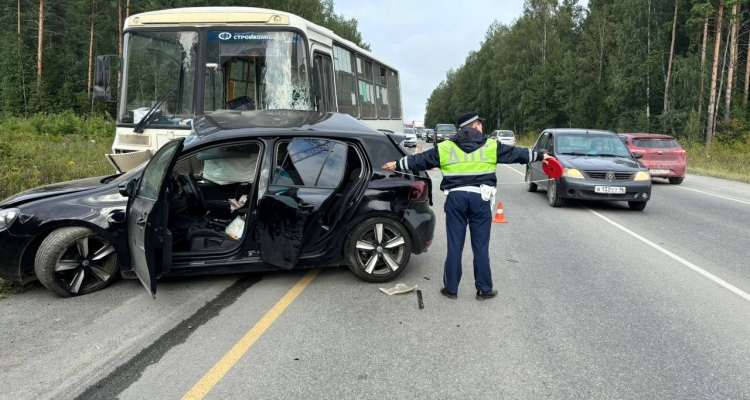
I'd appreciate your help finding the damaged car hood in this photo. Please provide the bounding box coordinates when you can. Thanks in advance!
[0,176,111,207]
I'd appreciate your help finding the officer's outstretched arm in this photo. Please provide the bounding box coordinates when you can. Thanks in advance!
[497,144,546,164]
[393,147,440,172]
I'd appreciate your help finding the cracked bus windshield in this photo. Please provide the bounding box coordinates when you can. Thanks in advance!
[205,31,311,112]
[118,30,311,129]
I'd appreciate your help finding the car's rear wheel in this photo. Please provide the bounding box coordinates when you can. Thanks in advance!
[547,179,565,207]
[526,167,537,192]
[669,177,684,185]
[345,218,412,283]
[628,201,647,211]
[35,227,119,297]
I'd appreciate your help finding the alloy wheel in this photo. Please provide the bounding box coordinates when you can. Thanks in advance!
[53,235,117,295]
[354,222,406,276]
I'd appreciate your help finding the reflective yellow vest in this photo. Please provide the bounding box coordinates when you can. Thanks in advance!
[438,140,497,177]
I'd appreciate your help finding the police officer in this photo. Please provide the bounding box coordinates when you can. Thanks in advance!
[382,112,552,300]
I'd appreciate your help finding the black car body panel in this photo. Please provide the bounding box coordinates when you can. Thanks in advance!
[0,111,436,290]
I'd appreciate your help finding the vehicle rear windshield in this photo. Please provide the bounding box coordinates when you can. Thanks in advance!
[632,138,681,149]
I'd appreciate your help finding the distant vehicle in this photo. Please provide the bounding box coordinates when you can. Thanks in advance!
[424,129,434,141]
[434,124,457,143]
[526,129,652,211]
[402,129,417,147]
[490,130,516,146]
[618,133,686,185]
[0,111,435,297]
[415,127,426,139]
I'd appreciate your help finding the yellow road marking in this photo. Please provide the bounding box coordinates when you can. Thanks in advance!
[182,268,321,400]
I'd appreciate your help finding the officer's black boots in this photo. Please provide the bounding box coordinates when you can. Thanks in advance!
[476,289,498,300]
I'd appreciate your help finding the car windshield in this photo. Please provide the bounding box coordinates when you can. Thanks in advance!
[498,131,514,137]
[437,125,456,132]
[404,128,415,134]
[556,135,632,157]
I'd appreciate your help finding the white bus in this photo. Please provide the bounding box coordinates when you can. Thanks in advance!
[93,7,404,171]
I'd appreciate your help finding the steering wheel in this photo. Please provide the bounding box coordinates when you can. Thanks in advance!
[184,173,207,214]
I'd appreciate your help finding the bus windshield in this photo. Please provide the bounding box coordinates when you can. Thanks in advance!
[205,31,311,112]
[119,31,199,127]
[118,30,312,127]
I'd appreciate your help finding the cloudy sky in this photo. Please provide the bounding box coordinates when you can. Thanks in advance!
[333,0,585,124]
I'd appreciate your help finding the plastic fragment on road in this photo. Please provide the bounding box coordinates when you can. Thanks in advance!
[379,283,417,295]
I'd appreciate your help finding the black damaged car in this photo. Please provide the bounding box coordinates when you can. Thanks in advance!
[0,110,436,297]
[525,129,652,211]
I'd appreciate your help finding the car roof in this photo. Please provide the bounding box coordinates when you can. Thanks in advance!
[188,110,385,144]
[547,128,616,136]
[618,133,676,139]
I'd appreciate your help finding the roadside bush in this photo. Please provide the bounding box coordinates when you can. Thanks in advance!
[0,113,116,200]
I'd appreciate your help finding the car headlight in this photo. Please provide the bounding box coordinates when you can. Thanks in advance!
[0,208,20,232]
[564,168,584,179]
[634,171,651,181]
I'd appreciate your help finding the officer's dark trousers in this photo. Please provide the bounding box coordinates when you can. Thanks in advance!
[443,191,493,295]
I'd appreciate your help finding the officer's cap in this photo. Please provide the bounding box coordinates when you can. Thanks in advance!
[456,111,486,129]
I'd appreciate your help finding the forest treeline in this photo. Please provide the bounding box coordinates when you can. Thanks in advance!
[0,0,368,117]
[425,0,750,148]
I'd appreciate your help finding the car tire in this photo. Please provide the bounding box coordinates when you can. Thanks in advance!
[668,177,684,185]
[526,167,537,192]
[345,217,412,283]
[547,179,565,207]
[628,201,647,211]
[35,227,119,297]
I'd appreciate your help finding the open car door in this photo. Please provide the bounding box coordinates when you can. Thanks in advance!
[126,138,184,297]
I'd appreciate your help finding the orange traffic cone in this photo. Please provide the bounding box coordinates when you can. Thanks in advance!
[492,202,508,224]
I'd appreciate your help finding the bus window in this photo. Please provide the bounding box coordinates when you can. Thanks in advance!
[387,69,401,119]
[357,57,376,119]
[375,65,389,119]
[333,45,358,117]
[314,52,336,112]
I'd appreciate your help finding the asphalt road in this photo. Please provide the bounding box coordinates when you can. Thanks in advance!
[2,139,750,399]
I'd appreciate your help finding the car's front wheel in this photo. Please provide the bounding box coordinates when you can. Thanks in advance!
[526,167,537,192]
[34,227,119,297]
[669,177,684,185]
[345,218,412,283]
[547,179,565,207]
[628,201,647,211]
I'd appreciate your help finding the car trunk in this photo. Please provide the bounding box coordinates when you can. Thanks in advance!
[631,138,684,164]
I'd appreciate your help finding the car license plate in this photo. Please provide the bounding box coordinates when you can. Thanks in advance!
[594,186,626,194]
[649,169,670,175]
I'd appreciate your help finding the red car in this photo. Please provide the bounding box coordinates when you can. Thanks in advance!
[619,133,686,185]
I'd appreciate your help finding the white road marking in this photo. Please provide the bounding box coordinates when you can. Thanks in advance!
[587,208,750,303]
[677,186,750,206]
[503,163,750,303]
[503,164,525,176]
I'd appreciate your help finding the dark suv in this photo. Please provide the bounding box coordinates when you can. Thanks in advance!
[434,124,457,143]
[0,111,436,297]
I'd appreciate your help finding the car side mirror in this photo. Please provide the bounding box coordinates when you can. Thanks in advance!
[633,153,644,159]
[118,179,137,197]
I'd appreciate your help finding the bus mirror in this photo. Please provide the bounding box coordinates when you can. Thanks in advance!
[93,55,118,103]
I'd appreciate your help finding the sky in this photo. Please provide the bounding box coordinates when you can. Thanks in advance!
[333,0,586,124]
